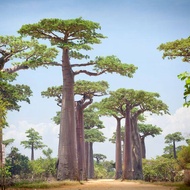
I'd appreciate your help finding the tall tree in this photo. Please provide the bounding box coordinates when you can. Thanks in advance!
[84,128,106,179]
[165,132,185,159]
[83,106,105,179]
[95,97,125,179]
[42,80,109,180]
[0,72,32,165]
[158,36,190,107]
[19,17,137,180]
[21,128,46,160]
[0,34,55,166]
[138,124,162,159]
[106,89,169,180]
[93,154,107,164]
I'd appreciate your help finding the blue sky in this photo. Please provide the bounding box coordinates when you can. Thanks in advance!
[1,0,190,160]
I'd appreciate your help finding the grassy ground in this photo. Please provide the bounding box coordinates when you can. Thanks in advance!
[5,180,190,190]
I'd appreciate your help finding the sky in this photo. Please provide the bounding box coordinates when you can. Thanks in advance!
[1,0,190,161]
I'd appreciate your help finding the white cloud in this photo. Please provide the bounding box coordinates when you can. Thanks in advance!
[3,121,59,159]
[3,107,190,161]
[146,107,190,136]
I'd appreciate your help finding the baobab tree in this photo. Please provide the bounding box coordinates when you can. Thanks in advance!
[95,97,125,179]
[165,132,185,159]
[104,88,169,180]
[138,123,162,159]
[0,35,56,165]
[19,17,137,180]
[42,80,109,180]
[21,128,46,160]
[158,37,190,107]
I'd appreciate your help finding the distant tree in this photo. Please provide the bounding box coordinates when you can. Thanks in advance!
[85,128,106,179]
[177,145,190,169]
[158,37,190,107]
[163,145,183,159]
[96,96,124,179]
[21,128,46,160]
[6,147,30,177]
[186,138,190,146]
[0,72,32,164]
[93,154,107,164]
[138,124,162,159]
[42,148,57,178]
[165,132,185,159]
[3,139,14,147]
[42,148,53,159]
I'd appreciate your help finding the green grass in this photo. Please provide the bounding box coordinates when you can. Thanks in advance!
[8,180,82,189]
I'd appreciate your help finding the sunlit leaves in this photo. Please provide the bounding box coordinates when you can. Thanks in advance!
[178,72,190,107]
[158,36,190,62]
[0,35,58,70]
[138,124,162,138]
[158,37,190,107]
[94,55,137,77]
[165,132,185,144]
[18,17,106,52]
[74,80,109,97]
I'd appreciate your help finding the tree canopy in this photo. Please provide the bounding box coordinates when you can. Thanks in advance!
[158,36,190,107]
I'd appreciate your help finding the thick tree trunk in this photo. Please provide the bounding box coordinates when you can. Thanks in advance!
[31,144,34,160]
[123,106,133,180]
[115,118,122,179]
[173,140,177,159]
[76,101,86,181]
[85,142,89,179]
[0,126,3,165]
[131,117,143,180]
[57,49,78,180]
[140,137,146,159]
[88,142,94,179]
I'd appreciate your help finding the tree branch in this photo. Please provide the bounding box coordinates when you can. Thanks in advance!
[2,65,29,73]
[74,69,106,76]
[71,62,95,67]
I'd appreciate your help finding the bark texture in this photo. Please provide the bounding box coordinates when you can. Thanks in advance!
[57,49,78,180]
[123,106,133,180]
[115,118,122,179]
[131,117,143,180]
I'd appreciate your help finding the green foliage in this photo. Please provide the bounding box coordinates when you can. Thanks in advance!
[138,123,162,137]
[21,128,46,160]
[74,80,109,98]
[94,160,115,179]
[85,128,106,143]
[143,157,178,182]
[177,145,190,169]
[165,132,185,144]
[158,36,190,62]
[0,72,32,112]
[0,35,58,70]
[18,17,106,56]
[93,153,107,164]
[21,128,46,150]
[0,166,11,178]
[158,36,190,107]
[29,157,57,179]
[84,105,105,129]
[94,55,137,77]
[3,138,14,147]
[178,72,190,107]
[6,147,30,177]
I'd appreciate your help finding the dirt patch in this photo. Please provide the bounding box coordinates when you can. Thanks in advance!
[49,179,176,190]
